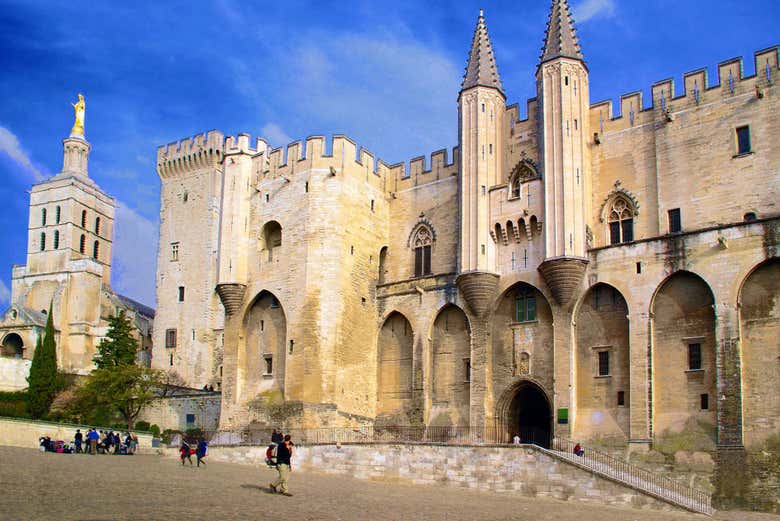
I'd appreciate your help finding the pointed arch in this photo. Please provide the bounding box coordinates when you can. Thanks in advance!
[410,223,433,277]
[261,221,282,262]
[429,304,471,427]
[239,290,287,401]
[600,182,639,246]
[495,378,553,447]
[377,311,414,419]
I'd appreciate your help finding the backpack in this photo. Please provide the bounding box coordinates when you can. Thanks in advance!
[265,443,278,467]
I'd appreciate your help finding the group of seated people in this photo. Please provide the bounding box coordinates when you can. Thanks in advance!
[38,429,139,455]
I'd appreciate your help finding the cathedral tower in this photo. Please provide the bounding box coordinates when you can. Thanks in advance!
[456,10,505,317]
[536,0,591,306]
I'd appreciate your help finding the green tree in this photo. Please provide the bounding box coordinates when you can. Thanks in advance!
[93,310,138,368]
[26,306,62,419]
[74,364,164,429]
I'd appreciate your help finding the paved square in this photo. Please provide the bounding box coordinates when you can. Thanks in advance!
[0,447,773,521]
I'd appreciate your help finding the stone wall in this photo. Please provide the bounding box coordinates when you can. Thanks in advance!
[166,443,676,512]
[0,357,31,391]
[137,394,221,432]
[0,417,155,451]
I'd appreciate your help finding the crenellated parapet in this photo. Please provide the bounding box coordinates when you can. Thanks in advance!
[589,46,778,135]
[156,130,225,179]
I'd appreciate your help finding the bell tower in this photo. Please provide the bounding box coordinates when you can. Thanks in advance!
[456,9,505,317]
[536,0,591,306]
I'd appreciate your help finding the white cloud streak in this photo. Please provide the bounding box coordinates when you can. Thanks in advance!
[574,0,616,23]
[0,126,46,182]
[260,123,293,148]
[0,279,10,307]
[111,202,158,307]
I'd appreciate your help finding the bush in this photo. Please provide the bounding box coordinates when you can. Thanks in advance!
[134,420,151,431]
[0,391,30,418]
[185,427,204,439]
[161,429,182,445]
[150,424,161,437]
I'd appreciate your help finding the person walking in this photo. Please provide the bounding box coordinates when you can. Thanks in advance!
[270,434,294,496]
[196,438,208,467]
[180,440,193,466]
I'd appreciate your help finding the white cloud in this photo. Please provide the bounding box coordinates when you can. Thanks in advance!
[111,202,158,307]
[0,125,46,182]
[260,123,293,148]
[0,279,10,308]
[574,0,616,23]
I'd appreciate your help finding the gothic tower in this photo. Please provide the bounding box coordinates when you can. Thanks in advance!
[536,0,591,305]
[456,9,505,317]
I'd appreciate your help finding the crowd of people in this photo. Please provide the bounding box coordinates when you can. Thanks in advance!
[38,428,139,455]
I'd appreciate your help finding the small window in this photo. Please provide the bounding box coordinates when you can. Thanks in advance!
[40,232,46,251]
[178,286,185,302]
[668,208,681,234]
[186,413,195,425]
[736,126,751,155]
[81,210,87,228]
[617,391,625,406]
[265,194,270,203]
[92,241,99,260]
[79,234,86,254]
[688,343,702,370]
[53,230,60,249]
[598,351,610,376]
[270,297,280,308]
[565,76,569,86]
[260,320,264,332]
[636,262,642,274]
[95,217,101,236]
[489,143,493,155]
[183,191,188,203]
[165,328,177,348]
[481,103,485,113]
[744,212,757,222]
[464,358,471,383]
[169,353,174,366]
[289,339,294,354]
[304,182,309,193]
[171,242,179,261]
[55,206,61,224]
[263,354,273,375]
[515,289,537,323]
[41,208,47,226]
[370,199,374,212]
[700,393,709,410]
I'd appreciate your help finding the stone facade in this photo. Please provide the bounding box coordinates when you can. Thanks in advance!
[152,0,779,502]
[0,121,155,389]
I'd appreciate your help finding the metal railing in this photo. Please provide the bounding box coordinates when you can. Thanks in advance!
[174,425,711,515]
[550,438,712,515]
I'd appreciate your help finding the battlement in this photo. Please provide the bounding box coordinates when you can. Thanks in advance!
[157,130,225,179]
[589,46,778,134]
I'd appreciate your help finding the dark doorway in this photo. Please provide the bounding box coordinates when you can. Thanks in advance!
[1,333,24,358]
[508,382,552,448]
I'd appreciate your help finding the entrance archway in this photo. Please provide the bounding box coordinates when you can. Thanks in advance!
[503,380,552,447]
[1,333,24,358]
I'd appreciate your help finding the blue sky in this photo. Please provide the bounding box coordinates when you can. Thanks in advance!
[0,0,778,308]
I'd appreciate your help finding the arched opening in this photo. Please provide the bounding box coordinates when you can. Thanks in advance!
[376,312,413,422]
[606,195,636,245]
[575,283,630,443]
[241,291,286,401]
[652,271,716,446]
[262,221,282,262]
[412,225,432,277]
[1,333,24,358]
[55,206,61,224]
[79,234,86,254]
[95,217,101,236]
[92,240,99,260]
[53,230,60,250]
[81,209,87,228]
[507,381,552,447]
[378,246,388,284]
[739,258,780,448]
[429,305,471,427]
[41,208,47,226]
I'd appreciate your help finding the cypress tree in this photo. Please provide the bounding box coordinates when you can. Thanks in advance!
[26,305,60,419]
[93,310,138,368]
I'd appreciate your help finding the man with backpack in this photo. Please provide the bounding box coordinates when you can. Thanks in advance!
[269,434,294,496]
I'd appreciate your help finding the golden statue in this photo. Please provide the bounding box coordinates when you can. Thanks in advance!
[71,93,85,136]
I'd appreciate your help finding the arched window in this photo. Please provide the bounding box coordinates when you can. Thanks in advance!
[40,232,46,251]
[55,206,61,224]
[79,234,86,254]
[41,208,47,226]
[378,246,388,284]
[607,197,635,245]
[515,288,536,323]
[95,217,101,236]
[81,210,87,228]
[412,226,432,277]
[53,230,60,249]
[262,221,282,262]
[510,177,521,199]
[93,241,100,260]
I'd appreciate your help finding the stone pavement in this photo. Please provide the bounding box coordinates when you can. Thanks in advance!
[0,447,773,521]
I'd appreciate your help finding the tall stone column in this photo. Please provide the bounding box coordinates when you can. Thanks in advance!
[628,310,652,449]
[552,305,573,440]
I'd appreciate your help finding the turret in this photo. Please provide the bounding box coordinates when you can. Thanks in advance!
[536,0,590,306]
[456,9,505,317]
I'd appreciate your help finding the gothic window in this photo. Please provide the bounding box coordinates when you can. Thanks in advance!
[607,196,635,245]
[515,289,536,322]
[412,226,432,277]
[92,241,99,260]
[171,242,179,261]
[40,232,46,251]
[79,234,86,254]
[81,210,87,228]
[41,208,47,226]
[53,230,60,249]
[55,206,61,224]
[95,217,101,236]
[510,176,521,199]
[262,221,282,262]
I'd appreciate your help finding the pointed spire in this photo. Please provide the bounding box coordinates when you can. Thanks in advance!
[539,0,584,66]
[461,9,504,95]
